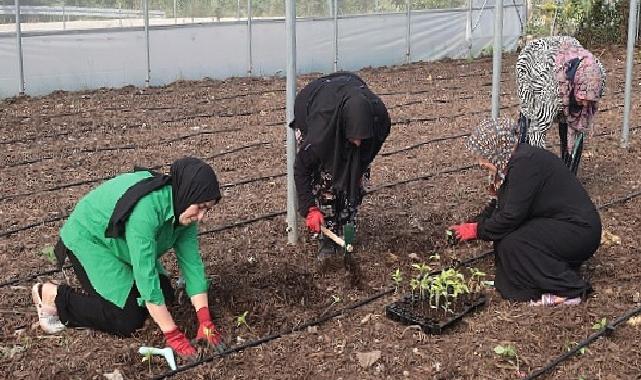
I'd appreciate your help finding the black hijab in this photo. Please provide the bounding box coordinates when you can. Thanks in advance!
[292,72,391,204]
[105,157,220,238]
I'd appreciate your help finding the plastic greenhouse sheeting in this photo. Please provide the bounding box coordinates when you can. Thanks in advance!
[0,3,522,98]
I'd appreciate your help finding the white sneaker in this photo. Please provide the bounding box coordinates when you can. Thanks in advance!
[32,283,66,334]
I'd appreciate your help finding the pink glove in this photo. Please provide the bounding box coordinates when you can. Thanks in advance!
[448,222,478,241]
[306,207,324,233]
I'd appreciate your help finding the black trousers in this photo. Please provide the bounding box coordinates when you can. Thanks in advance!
[54,240,175,337]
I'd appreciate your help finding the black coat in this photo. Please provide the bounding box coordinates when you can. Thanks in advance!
[292,73,390,216]
[477,144,601,301]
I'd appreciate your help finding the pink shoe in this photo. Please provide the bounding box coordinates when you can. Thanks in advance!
[529,293,581,306]
[32,283,66,334]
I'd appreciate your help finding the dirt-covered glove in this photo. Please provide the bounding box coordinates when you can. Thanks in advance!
[164,328,197,359]
[305,207,324,233]
[195,307,226,354]
[448,222,478,241]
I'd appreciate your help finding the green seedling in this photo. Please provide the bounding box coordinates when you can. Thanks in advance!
[493,344,520,373]
[411,263,431,278]
[331,294,341,304]
[592,317,608,331]
[39,246,56,264]
[564,341,588,356]
[391,268,404,294]
[429,254,440,262]
[142,350,153,374]
[409,278,420,300]
[467,267,487,293]
[236,311,249,328]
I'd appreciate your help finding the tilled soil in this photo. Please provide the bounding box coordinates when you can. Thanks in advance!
[0,49,640,379]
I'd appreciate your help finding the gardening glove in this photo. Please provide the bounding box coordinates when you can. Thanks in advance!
[164,328,197,359]
[448,222,478,241]
[195,307,227,354]
[306,207,324,233]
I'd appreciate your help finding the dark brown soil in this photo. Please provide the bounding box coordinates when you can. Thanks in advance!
[1,49,640,380]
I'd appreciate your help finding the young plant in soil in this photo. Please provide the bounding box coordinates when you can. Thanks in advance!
[493,344,522,376]
[592,317,608,331]
[39,245,56,264]
[391,268,404,294]
[467,267,486,294]
[142,350,153,374]
[236,311,253,333]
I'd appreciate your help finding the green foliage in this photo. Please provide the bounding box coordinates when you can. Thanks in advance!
[236,311,249,328]
[525,0,637,47]
[391,268,404,293]
[493,344,521,372]
[39,245,56,264]
[493,344,517,358]
[592,317,607,331]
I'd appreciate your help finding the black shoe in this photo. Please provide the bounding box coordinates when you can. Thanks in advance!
[317,237,337,262]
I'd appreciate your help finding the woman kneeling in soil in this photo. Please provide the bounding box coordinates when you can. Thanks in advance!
[291,72,391,260]
[449,118,601,305]
[32,157,225,359]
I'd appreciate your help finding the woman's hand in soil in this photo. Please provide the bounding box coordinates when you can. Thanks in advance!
[306,207,324,233]
[164,328,198,359]
[195,307,227,354]
[448,223,478,241]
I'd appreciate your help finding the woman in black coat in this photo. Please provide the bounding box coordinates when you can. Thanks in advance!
[290,72,391,260]
[449,118,601,304]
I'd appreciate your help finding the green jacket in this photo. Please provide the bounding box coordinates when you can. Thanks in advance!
[60,171,208,308]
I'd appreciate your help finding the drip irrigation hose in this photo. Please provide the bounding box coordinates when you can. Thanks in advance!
[524,304,641,379]
[152,249,496,380]
[0,141,270,202]
[1,127,241,170]
[2,110,639,238]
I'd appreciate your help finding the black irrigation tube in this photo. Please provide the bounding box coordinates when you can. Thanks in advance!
[0,141,270,202]
[1,127,242,170]
[524,304,641,379]
[152,249,496,380]
[3,112,638,238]
[1,96,513,199]
[0,163,485,287]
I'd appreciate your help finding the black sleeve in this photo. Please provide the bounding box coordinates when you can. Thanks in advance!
[294,145,321,217]
[477,156,543,241]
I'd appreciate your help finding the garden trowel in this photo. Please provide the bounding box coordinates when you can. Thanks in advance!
[139,346,177,371]
[320,222,355,270]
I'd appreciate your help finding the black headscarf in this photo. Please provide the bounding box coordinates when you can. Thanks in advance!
[291,72,391,204]
[105,157,220,238]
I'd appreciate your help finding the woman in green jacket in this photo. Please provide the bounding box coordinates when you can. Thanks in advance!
[32,157,225,359]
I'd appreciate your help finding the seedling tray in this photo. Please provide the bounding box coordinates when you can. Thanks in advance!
[385,293,486,334]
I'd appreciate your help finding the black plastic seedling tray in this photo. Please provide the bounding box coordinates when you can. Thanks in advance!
[386,293,486,334]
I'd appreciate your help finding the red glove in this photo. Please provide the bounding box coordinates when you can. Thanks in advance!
[306,207,324,233]
[195,307,226,354]
[164,328,197,359]
[448,222,478,241]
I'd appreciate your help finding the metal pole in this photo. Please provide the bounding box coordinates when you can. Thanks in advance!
[465,0,472,57]
[237,0,241,19]
[144,0,151,87]
[174,0,177,24]
[62,1,66,30]
[491,0,503,119]
[247,0,252,75]
[15,0,24,95]
[405,0,411,64]
[285,0,298,244]
[622,0,638,148]
[333,0,338,71]
[634,3,641,44]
